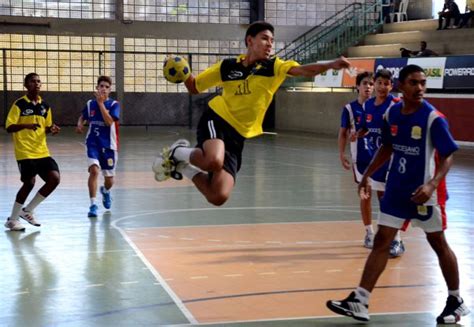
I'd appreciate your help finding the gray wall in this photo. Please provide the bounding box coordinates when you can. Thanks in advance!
[275,90,356,136]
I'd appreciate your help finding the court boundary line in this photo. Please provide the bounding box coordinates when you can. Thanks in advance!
[114,224,198,324]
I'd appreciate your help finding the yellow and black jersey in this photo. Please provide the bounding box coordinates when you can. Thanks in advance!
[195,55,299,138]
[6,95,53,160]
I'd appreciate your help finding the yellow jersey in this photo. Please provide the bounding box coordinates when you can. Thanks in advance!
[195,55,299,138]
[6,95,53,160]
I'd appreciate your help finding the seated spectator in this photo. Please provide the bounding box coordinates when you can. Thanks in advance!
[458,0,474,28]
[400,41,439,57]
[438,0,461,30]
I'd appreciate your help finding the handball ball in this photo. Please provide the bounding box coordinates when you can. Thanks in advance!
[163,56,191,83]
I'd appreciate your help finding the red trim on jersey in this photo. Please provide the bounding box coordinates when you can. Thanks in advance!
[392,97,401,103]
[434,151,448,205]
[440,204,447,230]
[115,121,120,151]
[400,219,410,232]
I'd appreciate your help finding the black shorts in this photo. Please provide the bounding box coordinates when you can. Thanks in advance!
[196,108,245,180]
[17,157,60,182]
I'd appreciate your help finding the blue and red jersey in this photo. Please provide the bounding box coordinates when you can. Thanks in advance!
[82,99,120,151]
[362,94,401,183]
[380,100,458,219]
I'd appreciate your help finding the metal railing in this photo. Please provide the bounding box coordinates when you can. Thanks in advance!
[277,1,383,64]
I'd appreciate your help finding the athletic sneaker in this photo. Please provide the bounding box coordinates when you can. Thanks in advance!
[152,139,190,181]
[364,232,374,249]
[100,186,112,209]
[4,218,26,231]
[88,204,98,218]
[326,291,370,322]
[19,208,41,227]
[389,239,405,257]
[436,295,470,324]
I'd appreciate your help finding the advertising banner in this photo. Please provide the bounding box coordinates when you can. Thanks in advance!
[407,57,446,89]
[314,61,343,87]
[374,58,408,89]
[443,56,474,89]
[342,58,375,87]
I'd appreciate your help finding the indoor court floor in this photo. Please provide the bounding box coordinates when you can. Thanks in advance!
[0,127,473,327]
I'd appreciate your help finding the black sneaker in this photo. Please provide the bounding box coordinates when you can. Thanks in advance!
[326,291,370,321]
[436,295,470,324]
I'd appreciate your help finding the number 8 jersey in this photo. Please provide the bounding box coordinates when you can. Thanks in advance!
[380,100,458,218]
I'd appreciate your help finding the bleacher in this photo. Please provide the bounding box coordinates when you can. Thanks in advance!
[347,19,474,57]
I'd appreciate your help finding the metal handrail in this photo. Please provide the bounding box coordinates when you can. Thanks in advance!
[277,1,383,64]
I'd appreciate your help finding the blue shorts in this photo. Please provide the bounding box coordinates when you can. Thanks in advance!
[87,146,117,177]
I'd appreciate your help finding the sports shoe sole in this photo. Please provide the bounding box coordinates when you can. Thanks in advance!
[326,301,370,322]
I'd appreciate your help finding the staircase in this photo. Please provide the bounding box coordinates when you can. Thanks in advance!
[277,1,383,64]
[348,19,474,57]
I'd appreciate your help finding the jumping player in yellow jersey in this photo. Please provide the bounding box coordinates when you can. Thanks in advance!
[153,21,351,205]
[4,73,61,231]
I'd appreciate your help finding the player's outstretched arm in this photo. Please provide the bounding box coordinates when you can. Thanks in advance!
[288,56,351,77]
[184,74,199,95]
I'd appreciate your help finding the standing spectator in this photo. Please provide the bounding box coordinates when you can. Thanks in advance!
[4,73,61,231]
[437,0,461,30]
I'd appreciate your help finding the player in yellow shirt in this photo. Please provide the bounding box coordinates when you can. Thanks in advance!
[153,21,350,206]
[4,73,61,231]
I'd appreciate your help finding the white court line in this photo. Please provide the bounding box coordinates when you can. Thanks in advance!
[113,225,197,324]
[108,205,403,325]
[163,310,435,326]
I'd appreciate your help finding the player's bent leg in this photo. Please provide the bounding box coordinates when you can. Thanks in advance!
[192,168,234,206]
[191,138,225,172]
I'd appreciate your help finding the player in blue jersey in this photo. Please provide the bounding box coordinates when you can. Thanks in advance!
[338,72,375,248]
[361,69,405,257]
[76,76,120,217]
[327,65,470,324]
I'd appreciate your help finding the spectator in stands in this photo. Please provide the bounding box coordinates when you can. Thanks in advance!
[437,0,461,30]
[400,41,438,57]
[458,0,474,28]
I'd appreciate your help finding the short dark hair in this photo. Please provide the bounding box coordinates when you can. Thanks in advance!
[245,21,274,46]
[97,75,112,86]
[399,65,425,83]
[24,72,39,85]
[374,68,393,82]
[356,71,374,86]
[421,41,427,46]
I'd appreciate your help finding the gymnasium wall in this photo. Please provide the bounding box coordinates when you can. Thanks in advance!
[275,91,474,142]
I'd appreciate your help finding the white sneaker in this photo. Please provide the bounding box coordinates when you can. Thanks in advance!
[19,208,41,227]
[4,218,26,231]
[152,139,190,181]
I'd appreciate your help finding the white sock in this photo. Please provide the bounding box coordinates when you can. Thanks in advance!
[174,147,193,162]
[394,230,401,241]
[355,286,370,306]
[181,164,202,180]
[365,224,374,234]
[102,186,110,193]
[25,193,46,212]
[90,198,96,206]
[10,202,23,220]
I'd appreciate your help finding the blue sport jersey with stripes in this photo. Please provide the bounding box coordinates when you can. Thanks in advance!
[362,94,400,183]
[82,99,120,150]
[340,100,372,172]
[380,100,458,219]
